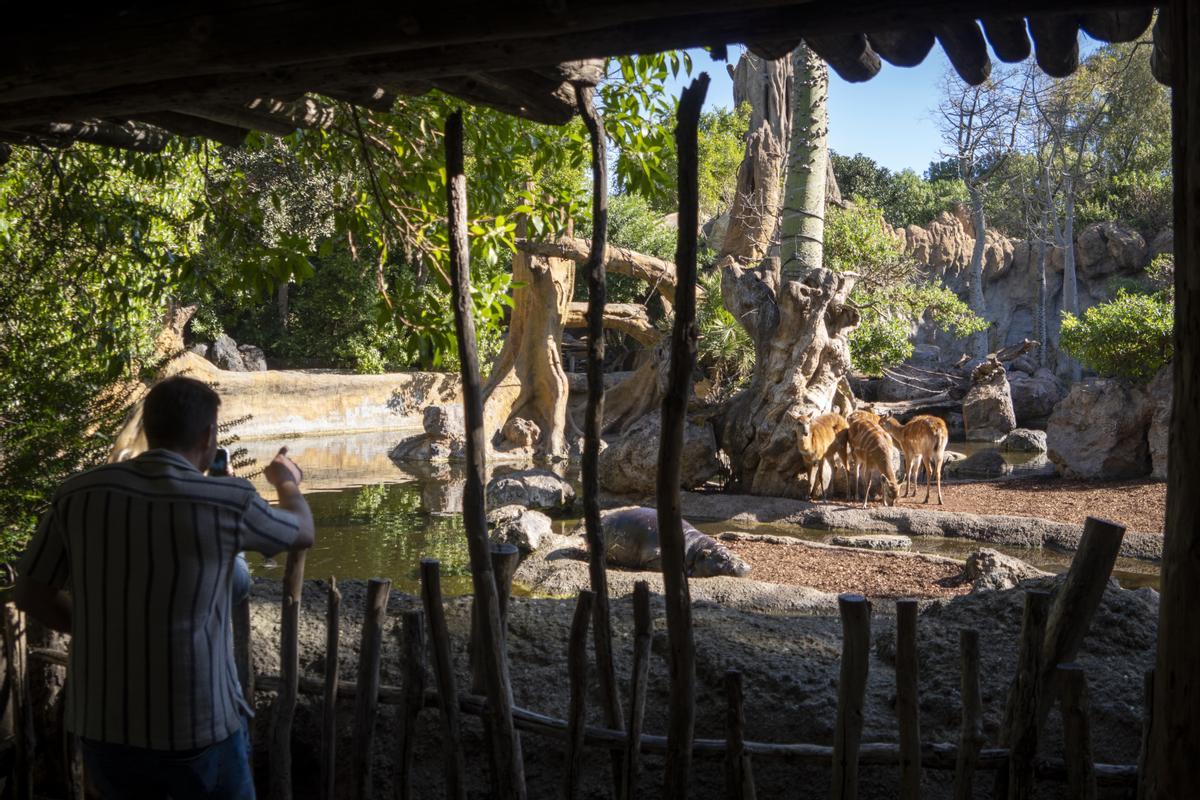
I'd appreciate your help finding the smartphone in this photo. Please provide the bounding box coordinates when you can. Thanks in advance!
[208,446,230,477]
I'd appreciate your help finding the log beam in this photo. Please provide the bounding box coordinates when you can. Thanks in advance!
[563,302,658,346]
[319,86,397,112]
[935,21,993,85]
[18,119,169,152]
[981,17,1033,62]
[132,111,250,146]
[1028,14,1081,78]
[866,29,936,67]
[515,236,701,307]
[806,34,882,83]
[1079,9,1154,43]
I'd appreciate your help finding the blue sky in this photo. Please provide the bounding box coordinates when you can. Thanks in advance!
[667,46,954,175]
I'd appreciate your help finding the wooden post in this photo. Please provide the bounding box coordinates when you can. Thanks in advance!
[321,578,341,800]
[952,629,983,800]
[351,578,390,799]
[575,80,626,798]
[1058,663,1097,800]
[895,599,921,800]
[1137,668,1153,800]
[269,548,306,800]
[657,72,709,800]
[725,670,756,800]
[397,609,427,800]
[444,108,526,800]
[622,580,652,800]
[471,542,521,693]
[3,603,33,800]
[1037,517,1125,725]
[421,558,466,800]
[1150,2,1200,795]
[233,596,256,714]
[1008,590,1051,800]
[832,594,871,800]
[562,590,594,800]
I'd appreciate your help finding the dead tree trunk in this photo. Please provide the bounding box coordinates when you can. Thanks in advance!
[480,225,576,460]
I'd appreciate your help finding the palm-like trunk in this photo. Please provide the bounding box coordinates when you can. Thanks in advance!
[966,183,989,358]
[779,44,828,279]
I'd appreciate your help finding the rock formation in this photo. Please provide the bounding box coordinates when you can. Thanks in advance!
[1046,380,1151,479]
[962,358,1017,442]
[598,411,723,495]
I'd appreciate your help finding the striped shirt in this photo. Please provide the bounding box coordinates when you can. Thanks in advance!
[16,449,300,751]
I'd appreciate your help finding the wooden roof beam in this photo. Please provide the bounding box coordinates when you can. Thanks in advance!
[131,111,250,147]
[1028,14,1081,78]
[1079,8,1153,43]
[746,39,800,61]
[186,105,299,138]
[318,86,397,113]
[244,96,336,129]
[17,119,169,152]
[186,96,336,138]
[1150,13,1170,85]
[981,17,1033,62]
[935,21,993,85]
[866,29,935,67]
[430,76,575,125]
[0,130,69,148]
[806,33,882,82]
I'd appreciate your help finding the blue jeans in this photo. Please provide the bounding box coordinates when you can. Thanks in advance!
[80,721,255,800]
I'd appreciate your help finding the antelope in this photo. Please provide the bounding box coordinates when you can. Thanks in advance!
[794,412,850,500]
[845,408,885,500]
[879,414,949,504]
[847,417,899,507]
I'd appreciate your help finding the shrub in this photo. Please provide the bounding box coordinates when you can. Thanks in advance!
[695,269,754,397]
[1059,289,1173,382]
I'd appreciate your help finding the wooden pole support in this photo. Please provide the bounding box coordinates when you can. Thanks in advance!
[622,580,652,800]
[562,590,595,800]
[444,108,526,800]
[471,542,521,693]
[725,670,757,800]
[1008,590,1051,800]
[1137,668,1153,800]
[832,593,871,800]
[953,628,983,800]
[3,603,33,800]
[351,577,391,799]
[575,81,626,798]
[421,558,466,800]
[895,599,921,800]
[321,577,341,800]
[657,72,710,800]
[1058,663,1097,800]
[233,596,256,717]
[397,609,427,800]
[269,548,306,800]
[1038,517,1125,725]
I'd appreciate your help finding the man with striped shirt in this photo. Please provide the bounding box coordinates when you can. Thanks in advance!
[14,376,315,799]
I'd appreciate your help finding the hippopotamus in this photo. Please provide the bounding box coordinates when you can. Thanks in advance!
[600,506,751,578]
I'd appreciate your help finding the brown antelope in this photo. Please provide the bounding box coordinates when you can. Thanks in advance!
[794,412,849,500]
[879,414,949,504]
[847,417,899,507]
[845,408,885,500]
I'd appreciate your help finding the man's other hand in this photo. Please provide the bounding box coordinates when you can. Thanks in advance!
[263,447,303,488]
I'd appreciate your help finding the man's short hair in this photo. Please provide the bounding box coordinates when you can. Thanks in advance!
[142,376,221,451]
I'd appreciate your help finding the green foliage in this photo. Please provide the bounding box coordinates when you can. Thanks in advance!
[696,269,754,396]
[831,152,967,228]
[823,201,986,376]
[1059,289,1173,382]
[1076,170,1173,233]
[576,192,675,311]
[0,142,206,560]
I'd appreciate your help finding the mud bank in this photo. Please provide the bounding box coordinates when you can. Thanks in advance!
[244,576,1157,799]
[652,491,1164,562]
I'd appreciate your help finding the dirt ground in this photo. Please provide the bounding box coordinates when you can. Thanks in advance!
[721,538,970,599]
[883,476,1166,534]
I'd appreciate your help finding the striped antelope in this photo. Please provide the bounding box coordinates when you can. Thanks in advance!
[845,408,885,500]
[847,416,899,507]
[793,411,850,500]
[879,414,950,504]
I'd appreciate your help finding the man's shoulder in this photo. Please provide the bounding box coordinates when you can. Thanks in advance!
[56,457,257,507]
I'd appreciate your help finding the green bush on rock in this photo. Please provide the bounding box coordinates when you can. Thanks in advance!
[1060,289,1173,383]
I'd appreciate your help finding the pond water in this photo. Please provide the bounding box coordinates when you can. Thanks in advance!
[235,432,1159,593]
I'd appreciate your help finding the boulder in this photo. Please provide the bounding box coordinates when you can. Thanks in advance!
[1076,221,1147,277]
[962,359,1017,442]
[963,548,1050,592]
[500,416,541,450]
[829,534,912,551]
[486,469,576,513]
[599,412,722,495]
[1046,380,1151,479]
[188,342,209,359]
[488,505,554,554]
[390,404,466,462]
[237,344,268,372]
[944,449,1010,479]
[210,333,245,371]
[1146,365,1171,480]
[1008,354,1037,376]
[999,428,1047,454]
[1008,368,1066,428]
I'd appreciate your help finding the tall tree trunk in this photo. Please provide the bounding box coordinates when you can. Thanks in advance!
[277,282,289,330]
[966,182,989,359]
[779,44,828,280]
[1036,231,1048,367]
[1059,175,1082,381]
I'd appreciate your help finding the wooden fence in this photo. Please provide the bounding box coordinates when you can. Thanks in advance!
[1,515,1154,799]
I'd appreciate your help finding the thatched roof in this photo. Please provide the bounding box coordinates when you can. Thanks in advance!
[0,3,1162,162]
